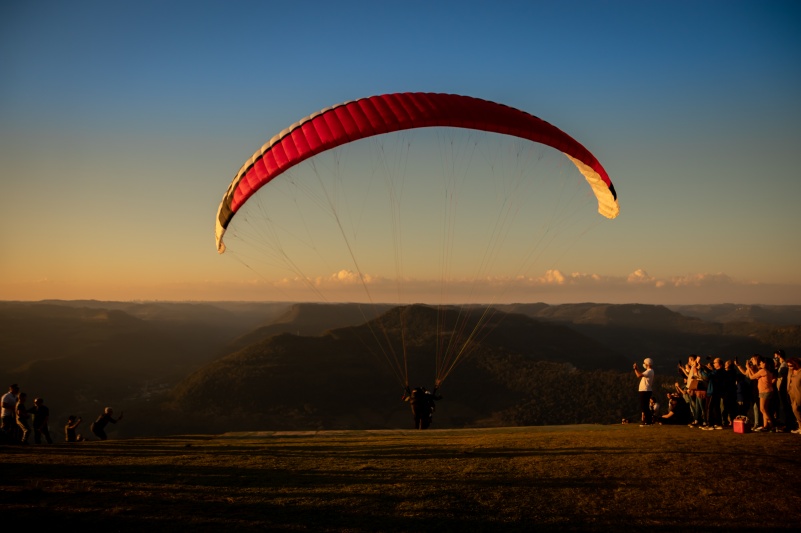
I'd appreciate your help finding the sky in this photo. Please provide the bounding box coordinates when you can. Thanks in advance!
[1,0,800,305]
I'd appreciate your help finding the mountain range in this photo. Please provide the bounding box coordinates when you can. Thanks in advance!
[1,300,798,437]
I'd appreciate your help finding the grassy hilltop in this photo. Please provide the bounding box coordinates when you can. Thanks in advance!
[3,424,801,532]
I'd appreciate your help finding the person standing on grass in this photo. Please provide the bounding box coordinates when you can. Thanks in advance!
[402,386,441,429]
[633,358,655,426]
[733,357,753,418]
[741,358,777,432]
[774,350,791,431]
[721,360,738,427]
[31,397,53,444]
[90,407,123,440]
[785,357,801,434]
[700,357,726,430]
[735,355,763,430]
[15,392,31,444]
[1,383,20,437]
[679,356,705,427]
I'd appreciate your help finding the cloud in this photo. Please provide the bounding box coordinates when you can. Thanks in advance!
[3,268,799,305]
[539,269,566,285]
[627,269,655,283]
[667,273,733,287]
[325,269,364,284]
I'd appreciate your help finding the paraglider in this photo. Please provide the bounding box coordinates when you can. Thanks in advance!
[215,92,619,397]
[401,386,442,430]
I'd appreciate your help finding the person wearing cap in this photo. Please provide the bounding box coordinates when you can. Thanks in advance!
[633,358,655,426]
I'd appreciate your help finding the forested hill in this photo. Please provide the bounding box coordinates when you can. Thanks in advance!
[167,305,632,433]
[164,303,800,434]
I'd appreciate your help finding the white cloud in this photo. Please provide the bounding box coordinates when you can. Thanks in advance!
[327,269,363,284]
[627,269,654,283]
[539,269,566,285]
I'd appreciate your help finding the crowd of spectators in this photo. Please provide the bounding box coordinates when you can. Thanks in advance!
[651,350,801,433]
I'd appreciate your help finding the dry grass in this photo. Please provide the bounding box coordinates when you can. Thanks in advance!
[3,424,800,532]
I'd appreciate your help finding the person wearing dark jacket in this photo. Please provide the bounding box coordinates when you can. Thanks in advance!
[720,360,738,427]
[31,397,53,444]
[700,357,727,430]
[402,386,441,429]
[90,407,123,440]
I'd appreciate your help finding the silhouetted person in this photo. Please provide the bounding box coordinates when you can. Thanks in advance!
[31,397,53,444]
[65,415,84,442]
[402,386,441,429]
[90,407,123,440]
[16,392,31,444]
[700,357,726,429]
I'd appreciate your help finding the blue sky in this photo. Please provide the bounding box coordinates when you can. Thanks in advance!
[2,1,800,304]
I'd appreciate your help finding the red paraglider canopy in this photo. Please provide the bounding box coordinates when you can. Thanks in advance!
[216,92,618,252]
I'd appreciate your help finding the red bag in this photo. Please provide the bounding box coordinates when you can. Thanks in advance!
[733,416,749,434]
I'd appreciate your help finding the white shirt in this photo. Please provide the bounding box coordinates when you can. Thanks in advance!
[1,391,18,418]
[639,368,654,392]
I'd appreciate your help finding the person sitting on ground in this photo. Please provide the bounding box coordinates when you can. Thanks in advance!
[65,415,84,442]
[657,392,691,425]
[90,407,123,440]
